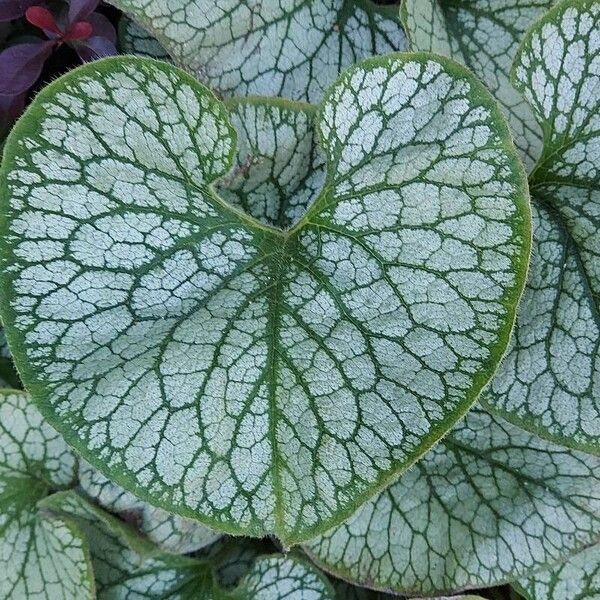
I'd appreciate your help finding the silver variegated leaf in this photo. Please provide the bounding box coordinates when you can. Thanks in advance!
[198,536,277,588]
[0,54,529,542]
[304,407,600,595]
[106,0,407,102]
[0,390,94,600]
[400,0,557,170]
[43,491,336,599]
[482,0,600,455]
[514,543,600,600]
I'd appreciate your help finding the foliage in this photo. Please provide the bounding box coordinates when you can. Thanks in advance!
[0,0,598,598]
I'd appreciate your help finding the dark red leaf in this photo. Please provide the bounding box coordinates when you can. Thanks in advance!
[25,5,61,34]
[65,20,92,40]
[0,41,53,95]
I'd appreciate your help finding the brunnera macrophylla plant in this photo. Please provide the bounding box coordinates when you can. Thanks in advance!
[0,1,598,600]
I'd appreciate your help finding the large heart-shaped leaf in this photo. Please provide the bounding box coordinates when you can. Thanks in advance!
[514,543,600,600]
[0,54,530,543]
[0,390,94,599]
[106,0,407,102]
[399,0,557,170]
[303,407,600,595]
[482,0,600,454]
[43,491,335,599]
[79,460,221,554]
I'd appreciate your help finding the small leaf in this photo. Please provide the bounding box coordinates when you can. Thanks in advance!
[514,543,600,600]
[118,16,170,60]
[0,54,530,542]
[74,36,118,63]
[399,0,556,170]
[79,460,221,553]
[106,0,407,101]
[330,578,395,599]
[0,329,20,388]
[482,0,600,454]
[303,407,600,596]
[0,41,54,96]
[412,597,489,600]
[331,577,488,600]
[0,390,94,600]
[43,491,336,599]
[219,97,323,228]
[198,536,277,588]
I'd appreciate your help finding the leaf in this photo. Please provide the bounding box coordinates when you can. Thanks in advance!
[219,97,324,229]
[79,460,221,554]
[412,597,489,600]
[198,536,278,588]
[514,543,600,600]
[43,491,336,599]
[236,555,336,600]
[482,0,600,454]
[118,16,170,60]
[330,579,397,600]
[399,0,556,170]
[0,54,530,543]
[331,578,488,599]
[303,407,600,596]
[0,329,20,388]
[106,0,407,102]
[0,389,94,600]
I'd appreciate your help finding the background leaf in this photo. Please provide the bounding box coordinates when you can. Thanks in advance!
[79,460,221,554]
[106,0,407,101]
[482,0,600,455]
[43,491,336,599]
[0,390,94,600]
[118,16,170,60]
[304,407,600,595]
[399,0,557,170]
[219,97,323,229]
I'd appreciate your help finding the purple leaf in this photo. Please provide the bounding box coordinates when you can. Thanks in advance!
[0,41,53,95]
[68,0,98,24]
[73,34,116,62]
[0,0,38,22]
[0,92,26,140]
[0,91,26,121]
[87,12,116,43]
